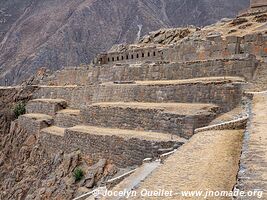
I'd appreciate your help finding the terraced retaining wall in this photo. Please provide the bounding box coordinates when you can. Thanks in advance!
[40,128,183,168]
[34,81,244,112]
[41,55,257,86]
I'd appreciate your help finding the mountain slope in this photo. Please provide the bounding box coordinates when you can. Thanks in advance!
[0,0,249,85]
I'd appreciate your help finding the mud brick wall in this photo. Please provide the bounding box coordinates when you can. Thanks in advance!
[40,130,182,167]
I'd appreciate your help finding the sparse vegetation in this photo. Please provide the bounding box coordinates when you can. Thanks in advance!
[13,102,26,119]
[73,167,84,182]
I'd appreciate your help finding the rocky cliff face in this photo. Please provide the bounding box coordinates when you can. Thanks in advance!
[0,0,249,85]
[0,87,117,199]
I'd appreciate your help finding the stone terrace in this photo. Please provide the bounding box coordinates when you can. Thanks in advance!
[16,31,265,171]
[113,129,243,200]
[81,102,219,138]
[40,125,185,167]
[34,77,244,111]
[41,54,257,86]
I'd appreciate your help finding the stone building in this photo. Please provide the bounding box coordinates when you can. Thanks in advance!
[92,45,167,65]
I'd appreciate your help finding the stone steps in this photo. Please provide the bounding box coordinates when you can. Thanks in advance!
[39,125,186,167]
[18,113,54,134]
[55,109,82,128]
[26,98,67,115]
[81,102,220,138]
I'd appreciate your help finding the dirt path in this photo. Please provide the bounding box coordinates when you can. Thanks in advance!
[237,91,267,199]
[129,129,243,200]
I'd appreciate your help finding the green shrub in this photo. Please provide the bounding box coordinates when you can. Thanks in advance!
[73,167,84,182]
[13,102,26,119]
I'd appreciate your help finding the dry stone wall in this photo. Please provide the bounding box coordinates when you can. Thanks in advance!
[40,129,183,167]
[81,105,219,138]
[41,67,92,86]
[88,55,257,84]
[54,112,82,128]
[42,54,257,86]
[93,46,164,65]
[26,99,67,116]
[18,115,53,135]
[93,33,266,67]
[194,115,248,133]
[34,81,244,112]
[164,33,267,62]
[90,82,244,112]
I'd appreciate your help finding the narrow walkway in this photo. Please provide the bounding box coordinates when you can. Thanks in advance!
[128,129,243,200]
[237,91,267,199]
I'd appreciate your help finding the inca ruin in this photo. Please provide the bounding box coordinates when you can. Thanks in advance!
[0,1,267,200]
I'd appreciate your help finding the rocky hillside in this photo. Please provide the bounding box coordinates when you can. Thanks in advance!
[0,0,249,85]
[0,87,118,199]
